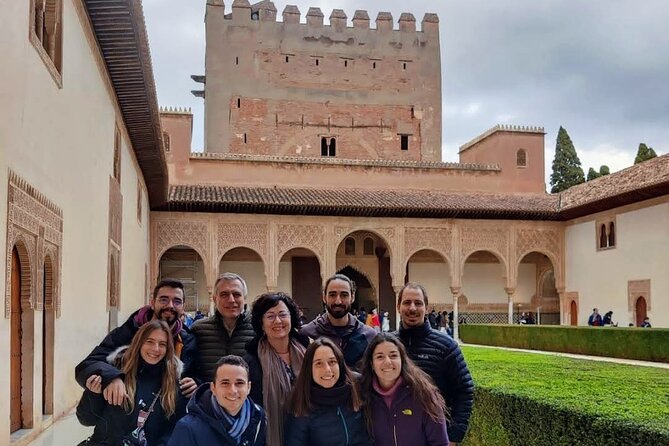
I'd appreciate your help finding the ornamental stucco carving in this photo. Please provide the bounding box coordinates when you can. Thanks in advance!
[335,226,395,249]
[460,226,509,265]
[156,220,210,260]
[5,171,63,318]
[405,226,452,261]
[218,223,268,258]
[516,228,560,263]
[277,224,324,260]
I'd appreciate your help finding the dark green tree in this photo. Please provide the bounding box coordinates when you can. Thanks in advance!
[550,126,585,192]
[587,167,601,181]
[599,165,610,176]
[634,143,657,164]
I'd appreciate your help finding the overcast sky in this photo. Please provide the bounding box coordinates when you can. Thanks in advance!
[142,0,669,186]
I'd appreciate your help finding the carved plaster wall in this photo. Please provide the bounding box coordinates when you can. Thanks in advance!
[5,171,63,318]
[516,227,562,285]
[277,223,324,265]
[460,225,509,272]
[404,226,452,264]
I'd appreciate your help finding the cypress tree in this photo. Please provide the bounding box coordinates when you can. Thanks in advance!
[550,126,585,193]
[634,143,657,164]
[587,167,601,181]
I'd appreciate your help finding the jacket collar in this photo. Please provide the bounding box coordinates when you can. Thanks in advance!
[398,318,431,341]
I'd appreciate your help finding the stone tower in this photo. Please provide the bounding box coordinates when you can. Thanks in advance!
[201,0,442,161]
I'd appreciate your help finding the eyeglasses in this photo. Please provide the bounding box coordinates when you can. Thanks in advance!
[156,297,184,307]
[264,311,291,322]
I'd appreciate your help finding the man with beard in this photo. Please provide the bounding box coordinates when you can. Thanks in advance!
[75,279,198,405]
[300,273,376,369]
[396,282,474,445]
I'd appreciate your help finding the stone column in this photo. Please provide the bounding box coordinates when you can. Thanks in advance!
[450,286,461,340]
[208,286,215,315]
[393,284,403,330]
[505,287,515,324]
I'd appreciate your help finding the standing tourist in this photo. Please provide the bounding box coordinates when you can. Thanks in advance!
[588,308,603,326]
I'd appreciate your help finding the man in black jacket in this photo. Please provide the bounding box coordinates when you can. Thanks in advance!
[396,282,474,444]
[75,278,198,404]
[300,273,377,370]
[191,272,256,382]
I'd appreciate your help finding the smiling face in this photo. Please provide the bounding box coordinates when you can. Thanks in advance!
[210,364,251,416]
[372,341,402,389]
[151,286,184,324]
[140,328,168,365]
[397,287,427,328]
[215,279,246,322]
[261,301,292,341]
[323,279,353,320]
[312,345,340,389]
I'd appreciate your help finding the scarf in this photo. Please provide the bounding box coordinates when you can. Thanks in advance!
[258,337,306,446]
[134,305,184,344]
[211,394,251,444]
[310,380,352,408]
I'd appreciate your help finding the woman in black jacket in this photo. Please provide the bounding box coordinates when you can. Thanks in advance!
[77,320,185,446]
[284,338,372,446]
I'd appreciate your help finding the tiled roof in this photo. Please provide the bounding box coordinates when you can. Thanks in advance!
[559,153,669,219]
[163,154,669,220]
[459,124,545,153]
[164,186,559,220]
[84,0,168,207]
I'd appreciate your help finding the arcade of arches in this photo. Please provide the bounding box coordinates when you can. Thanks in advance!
[153,214,565,332]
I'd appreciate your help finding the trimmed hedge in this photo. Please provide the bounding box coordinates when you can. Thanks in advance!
[459,324,669,363]
[461,346,669,446]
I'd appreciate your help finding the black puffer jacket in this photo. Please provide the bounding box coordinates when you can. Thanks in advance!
[191,311,255,382]
[397,321,474,443]
[285,404,372,446]
[75,307,197,389]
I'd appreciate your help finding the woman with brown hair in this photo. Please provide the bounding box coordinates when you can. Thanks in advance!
[77,320,185,445]
[244,292,309,446]
[359,332,450,446]
[285,338,371,446]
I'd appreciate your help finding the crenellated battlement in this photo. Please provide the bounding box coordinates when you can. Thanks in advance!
[459,124,546,153]
[159,106,193,115]
[216,1,439,33]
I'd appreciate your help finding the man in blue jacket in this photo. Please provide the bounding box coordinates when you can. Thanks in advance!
[75,278,198,404]
[396,282,474,444]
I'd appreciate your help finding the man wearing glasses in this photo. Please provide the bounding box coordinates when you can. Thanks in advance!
[75,278,199,405]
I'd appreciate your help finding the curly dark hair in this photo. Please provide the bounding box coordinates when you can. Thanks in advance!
[250,292,302,337]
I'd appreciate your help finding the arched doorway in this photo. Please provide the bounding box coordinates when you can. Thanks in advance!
[11,243,34,432]
[635,296,647,327]
[10,247,23,432]
[570,300,578,326]
[405,249,451,331]
[219,247,265,304]
[462,250,506,323]
[518,252,560,325]
[338,265,374,312]
[160,246,207,313]
[277,248,322,323]
[42,255,55,416]
[336,231,393,323]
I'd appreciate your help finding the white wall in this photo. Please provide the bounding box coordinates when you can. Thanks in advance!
[407,262,452,304]
[0,0,151,439]
[219,260,267,304]
[565,200,669,327]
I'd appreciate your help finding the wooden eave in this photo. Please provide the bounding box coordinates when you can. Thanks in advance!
[84,0,168,207]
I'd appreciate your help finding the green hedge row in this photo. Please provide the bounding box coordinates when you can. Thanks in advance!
[460,346,669,446]
[459,324,669,362]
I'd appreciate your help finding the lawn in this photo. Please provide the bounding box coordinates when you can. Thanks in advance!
[461,345,669,444]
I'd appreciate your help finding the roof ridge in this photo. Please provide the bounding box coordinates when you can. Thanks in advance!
[459,124,545,153]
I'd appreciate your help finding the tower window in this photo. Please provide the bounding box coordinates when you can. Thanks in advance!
[517,149,527,167]
[235,56,239,65]
[373,62,376,69]
[237,98,241,108]
[285,55,289,63]
[244,133,247,144]
[321,137,336,157]
[316,59,319,66]
[400,134,409,151]
[403,62,407,70]
[344,60,348,67]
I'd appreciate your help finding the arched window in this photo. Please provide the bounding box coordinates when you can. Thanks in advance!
[516,149,527,167]
[599,224,608,249]
[321,137,336,157]
[608,222,616,247]
[344,237,356,255]
[363,237,374,255]
[162,132,171,152]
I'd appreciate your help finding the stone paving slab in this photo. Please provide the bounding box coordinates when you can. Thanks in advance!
[22,413,91,446]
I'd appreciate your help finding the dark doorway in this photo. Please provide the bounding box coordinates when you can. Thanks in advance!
[570,300,578,326]
[10,247,23,432]
[291,256,322,323]
[636,296,647,327]
[338,266,373,311]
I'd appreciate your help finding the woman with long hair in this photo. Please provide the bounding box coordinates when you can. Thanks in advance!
[244,292,309,446]
[285,338,372,446]
[359,332,449,446]
[77,320,185,445]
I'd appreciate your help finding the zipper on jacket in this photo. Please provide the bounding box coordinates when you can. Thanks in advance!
[393,417,399,446]
[337,406,350,445]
